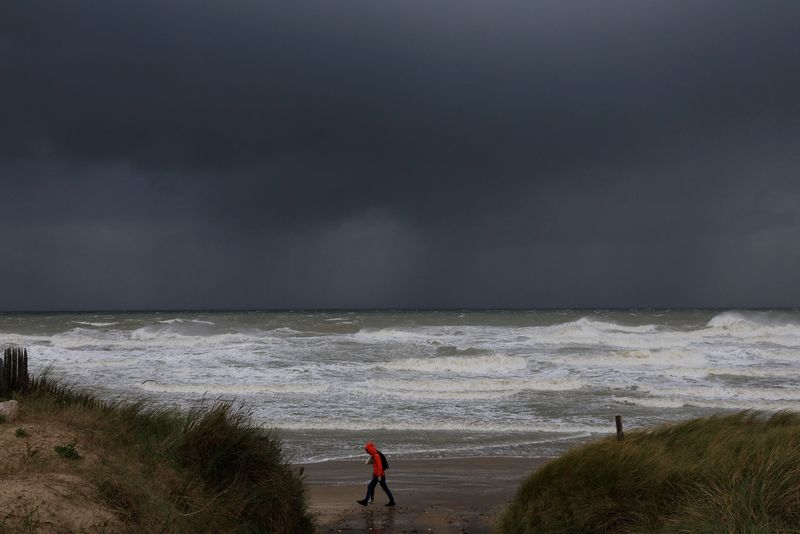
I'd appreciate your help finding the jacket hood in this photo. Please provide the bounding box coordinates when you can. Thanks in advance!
[364,441,378,455]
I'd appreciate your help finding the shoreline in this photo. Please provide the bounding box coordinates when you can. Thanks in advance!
[300,456,551,533]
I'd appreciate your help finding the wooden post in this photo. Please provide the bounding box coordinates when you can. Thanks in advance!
[615,415,624,441]
[10,348,17,391]
[1,347,30,395]
[22,348,28,392]
[0,348,5,395]
[3,348,7,391]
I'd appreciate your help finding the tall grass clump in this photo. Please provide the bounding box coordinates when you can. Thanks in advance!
[500,411,800,534]
[178,402,309,532]
[22,371,313,533]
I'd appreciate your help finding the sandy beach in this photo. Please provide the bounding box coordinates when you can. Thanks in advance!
[301,457,550,533]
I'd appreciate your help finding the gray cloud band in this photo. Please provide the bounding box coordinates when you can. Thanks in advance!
[1,0,798,309]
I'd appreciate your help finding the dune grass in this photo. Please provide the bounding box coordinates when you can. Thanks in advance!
[500,411,800,534]
[13,372,313,533]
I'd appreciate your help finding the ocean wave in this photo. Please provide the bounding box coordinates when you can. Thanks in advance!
[550,317,661,336]
[563,348,707,368]
[503,319,686,350]
[355,319,663,349]
[638,384,800,402]
[47,328,129,349]
[614,395,800,412]
[139,382,329,395]
[377,354,527,374]
[614,396,687,409]
[5,310,800,465]
[369,377,583,400]
[353,327,442,345]
[1,334,54,348]
[299,433,591,463]
[271,419,607,434]
[129,326,264,344]
[707,310,800,329]
[271,327,306,335]
[157,318,216,325]
[526,313,798,349]
[704,311,800,343]
[707,366,800,379]
[71,321,120,327]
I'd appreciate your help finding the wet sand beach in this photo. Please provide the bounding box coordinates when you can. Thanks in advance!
[302,457,550,533]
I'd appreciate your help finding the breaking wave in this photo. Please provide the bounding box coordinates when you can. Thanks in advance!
[377,354,527,374]
[705,311,800,343]
[368,376,583,400]
[6,309,800,463]
[71,321,119,327]
[139,382,328,395]
[272,419,606,434]
[638,384,800,402]
[563,348,707,368]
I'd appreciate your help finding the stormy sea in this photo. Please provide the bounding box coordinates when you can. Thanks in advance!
[2,309,798,463]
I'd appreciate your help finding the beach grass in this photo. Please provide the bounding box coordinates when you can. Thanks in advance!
[9,371,313,533]
[500,411,800,534]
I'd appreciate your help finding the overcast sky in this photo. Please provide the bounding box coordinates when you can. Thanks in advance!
[1,1,799,310]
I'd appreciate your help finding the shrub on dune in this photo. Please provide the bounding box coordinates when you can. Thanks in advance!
[18,372,313,533]
[500,411,800,534]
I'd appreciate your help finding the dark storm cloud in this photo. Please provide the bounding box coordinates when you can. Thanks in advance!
[1,0,799,309]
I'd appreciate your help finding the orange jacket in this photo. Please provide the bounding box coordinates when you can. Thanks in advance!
[364,441,384,477]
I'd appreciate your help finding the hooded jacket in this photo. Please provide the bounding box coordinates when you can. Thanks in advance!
[364,441,384,477]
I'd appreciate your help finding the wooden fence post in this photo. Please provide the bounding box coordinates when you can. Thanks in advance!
[2,346,30,395]
[2,347,10,394]
[0,349,5,396]
[615,415,624,441]
[22,347,28,392]
[11,347,17,391]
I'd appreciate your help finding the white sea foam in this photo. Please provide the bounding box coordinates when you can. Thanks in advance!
[353,328,443,345]
[271,419,607,434]
[157,318,216,325]
[551,318,660,336]
[367,376,583,399]
[2,334,54,348]
[529,318,660,341]
[373,378,528,392]
[638,384,800,402]
[48,328,129,349]
[707,311,800,330]
[139,382,329,395]
[299,433,591,463]
[614,396,688,409]
[563,349,708,368]
[129,326,264,345]
[703,311,800,345]
[377,354,527,374]
[616,395,800,412]
[5,310,800,462]
[71,321,119,327]
[695,399,800,411]
[707,366,800,378]
[271,327,306,335]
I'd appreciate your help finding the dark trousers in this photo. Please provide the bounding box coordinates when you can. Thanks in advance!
[365,475,395,503]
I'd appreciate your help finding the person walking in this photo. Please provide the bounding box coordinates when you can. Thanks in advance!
[357,441,396,507]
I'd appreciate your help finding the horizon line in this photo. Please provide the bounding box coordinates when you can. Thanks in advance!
[1,306,797,314]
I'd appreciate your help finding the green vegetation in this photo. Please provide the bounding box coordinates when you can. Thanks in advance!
[54,439,82,459]
[501,412,800,534]
[15,427,27,438]
[9,372,313,533]
[20,501,40,534]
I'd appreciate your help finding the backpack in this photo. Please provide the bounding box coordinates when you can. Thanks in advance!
[378,451,389,470]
